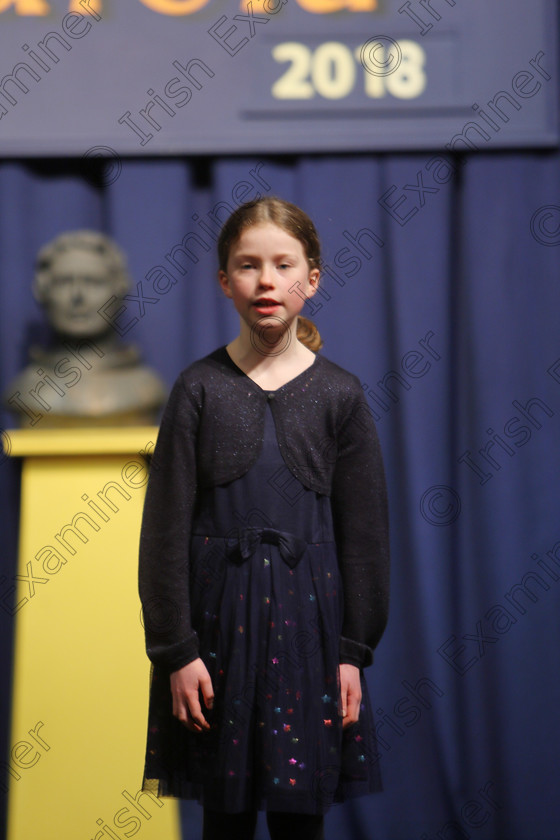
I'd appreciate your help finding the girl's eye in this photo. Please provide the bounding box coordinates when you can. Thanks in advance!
[278,263,290,270]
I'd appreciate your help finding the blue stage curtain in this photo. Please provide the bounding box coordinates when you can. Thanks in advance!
[1,151,559,839]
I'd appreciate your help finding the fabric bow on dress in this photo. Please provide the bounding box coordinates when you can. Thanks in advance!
[226,527,307,570]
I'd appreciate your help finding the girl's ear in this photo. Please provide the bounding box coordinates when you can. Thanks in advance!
[218,270,232,298]
[307,268,320,297]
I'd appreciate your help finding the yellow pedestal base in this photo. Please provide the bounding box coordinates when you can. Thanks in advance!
[6,428,180,840]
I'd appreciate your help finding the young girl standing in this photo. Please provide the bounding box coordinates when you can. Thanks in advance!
[138,197,390,840]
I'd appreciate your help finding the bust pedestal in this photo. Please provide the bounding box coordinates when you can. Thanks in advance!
[6,428,180,840]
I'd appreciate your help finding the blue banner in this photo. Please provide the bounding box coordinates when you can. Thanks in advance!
[0,0,557,155]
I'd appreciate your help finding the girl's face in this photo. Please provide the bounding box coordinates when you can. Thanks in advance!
[219,223,319,333]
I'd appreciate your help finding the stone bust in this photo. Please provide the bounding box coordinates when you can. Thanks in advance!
[4,231,167,427]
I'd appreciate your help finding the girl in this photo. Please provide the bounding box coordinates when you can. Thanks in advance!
[138,197,390,840]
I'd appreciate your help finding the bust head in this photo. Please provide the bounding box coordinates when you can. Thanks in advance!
[33,231,130,339]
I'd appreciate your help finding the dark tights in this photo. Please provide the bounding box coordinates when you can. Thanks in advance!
[202,808,325,840]
[267,811,325,840]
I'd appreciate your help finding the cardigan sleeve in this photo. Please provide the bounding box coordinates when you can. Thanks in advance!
[331,386,390,669]
[138,373,201,672]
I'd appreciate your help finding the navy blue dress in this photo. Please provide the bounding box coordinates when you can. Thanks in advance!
[143,401,382,814]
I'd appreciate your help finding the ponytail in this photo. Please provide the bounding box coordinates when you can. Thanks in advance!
[297,316,323,352]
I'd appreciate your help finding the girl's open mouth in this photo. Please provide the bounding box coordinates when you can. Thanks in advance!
[253,299,281,313]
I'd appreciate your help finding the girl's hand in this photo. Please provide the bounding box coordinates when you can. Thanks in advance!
[339,663,362,729]
[170,658,214,733]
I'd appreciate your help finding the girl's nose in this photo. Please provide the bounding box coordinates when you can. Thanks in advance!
[258,265,275,286]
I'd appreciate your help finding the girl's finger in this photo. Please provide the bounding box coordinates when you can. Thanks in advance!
[186,692,210,730]
[199,675,215,710]
[339,685,348,718]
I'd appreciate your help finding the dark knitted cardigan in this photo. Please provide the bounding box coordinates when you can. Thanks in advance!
[138,346,390,672]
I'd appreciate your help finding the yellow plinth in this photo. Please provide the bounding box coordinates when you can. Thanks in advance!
[6,428,181,840]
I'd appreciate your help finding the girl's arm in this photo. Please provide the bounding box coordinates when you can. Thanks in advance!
[331,386,390,670]
[138,374,201,672]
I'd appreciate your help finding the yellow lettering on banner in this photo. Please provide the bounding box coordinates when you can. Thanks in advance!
[69,0,102,14]
[347,0,377,8]
[0,0,50,14]
[240,0,376,10]
[138,0,211,14]
[292,0,377,11]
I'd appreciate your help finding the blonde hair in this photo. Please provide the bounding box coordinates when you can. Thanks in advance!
[218,197,323,351]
